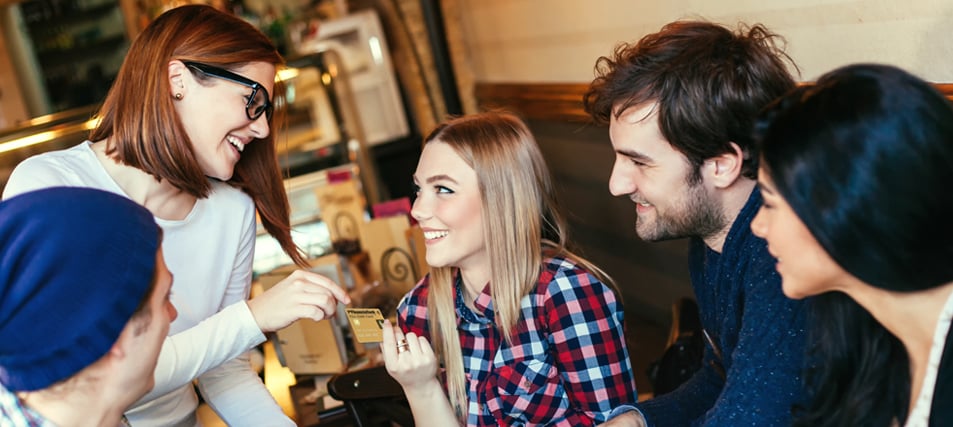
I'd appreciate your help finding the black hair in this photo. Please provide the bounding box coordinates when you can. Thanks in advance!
[754,63,953,426]
[756,63,953,292]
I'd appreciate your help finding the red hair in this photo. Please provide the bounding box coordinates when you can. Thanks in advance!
[90,4,305,266]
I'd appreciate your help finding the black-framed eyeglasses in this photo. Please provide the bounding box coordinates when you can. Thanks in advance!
[183,61,274,121]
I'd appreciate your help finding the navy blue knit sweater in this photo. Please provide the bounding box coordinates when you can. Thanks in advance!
[638,189,807,426]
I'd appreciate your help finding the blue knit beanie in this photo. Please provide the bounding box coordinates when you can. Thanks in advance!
[0,187,160,392]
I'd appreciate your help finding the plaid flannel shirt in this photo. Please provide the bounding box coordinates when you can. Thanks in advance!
[1,385,56,427]
[398,256,637,426]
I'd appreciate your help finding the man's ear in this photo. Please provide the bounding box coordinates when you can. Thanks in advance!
[168,60,189,98]
[703,142,745,189]
[105,323,138,362]
[95,340,127,372]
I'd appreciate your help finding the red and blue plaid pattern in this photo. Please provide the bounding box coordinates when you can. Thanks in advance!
[399,256,638,426]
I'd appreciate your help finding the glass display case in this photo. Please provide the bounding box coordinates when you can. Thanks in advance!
[0,49,378,274]
[0,9,411,289]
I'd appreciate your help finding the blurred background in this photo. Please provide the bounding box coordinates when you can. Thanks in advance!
[3,2,952,422]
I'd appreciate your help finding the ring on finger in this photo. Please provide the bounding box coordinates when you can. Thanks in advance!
[397,341,410,354]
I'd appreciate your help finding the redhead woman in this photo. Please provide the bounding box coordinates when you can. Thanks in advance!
[3,5,349,426]
[751,64,953,426]
[380,112,637,426]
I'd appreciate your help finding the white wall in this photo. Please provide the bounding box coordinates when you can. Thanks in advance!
[457,0,953,83]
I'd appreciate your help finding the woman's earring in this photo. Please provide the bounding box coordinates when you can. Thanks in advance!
[174,93,183,100]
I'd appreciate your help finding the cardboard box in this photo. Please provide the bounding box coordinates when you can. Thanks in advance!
[358,215,421,296]
[314,180,366,242]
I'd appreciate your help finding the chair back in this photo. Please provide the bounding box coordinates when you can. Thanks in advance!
[326,365,415,426]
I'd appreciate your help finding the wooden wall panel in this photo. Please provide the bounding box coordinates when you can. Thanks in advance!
[476,83,591,123]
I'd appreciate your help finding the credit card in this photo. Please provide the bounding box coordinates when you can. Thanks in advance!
[344,308,386,343]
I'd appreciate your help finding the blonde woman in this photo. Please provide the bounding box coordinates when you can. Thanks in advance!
[380,111,637,426]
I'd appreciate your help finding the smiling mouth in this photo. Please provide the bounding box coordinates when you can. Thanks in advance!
[630,195,651,208]
[423,230,448,240]
[226,136,245,153]
[635,200,653,214]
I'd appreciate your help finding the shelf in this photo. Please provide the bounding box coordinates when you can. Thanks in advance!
[36,34,127,68]
[24,2,117,31]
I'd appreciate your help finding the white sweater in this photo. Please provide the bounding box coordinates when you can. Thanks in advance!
[3,142,294,427]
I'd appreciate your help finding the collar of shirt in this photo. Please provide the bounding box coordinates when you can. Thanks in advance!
[0,385,58,427]
[454,272,495,323]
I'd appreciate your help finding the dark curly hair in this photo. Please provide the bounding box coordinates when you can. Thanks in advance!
[584,20,797,181]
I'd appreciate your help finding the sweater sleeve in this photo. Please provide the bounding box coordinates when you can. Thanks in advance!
[636,345,724,426]
[697,258,805,426]
[196,351,294,426]
[192,207,293,425]
[638,247,806,427]
[135,302,266,403]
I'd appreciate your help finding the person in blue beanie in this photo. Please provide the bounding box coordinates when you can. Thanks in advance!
[752,64,953,427]
[3,6,351,426]
[583,21,809,426]
[0,187,176,426]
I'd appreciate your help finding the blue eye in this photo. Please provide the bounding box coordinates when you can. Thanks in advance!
[436,185,454,194]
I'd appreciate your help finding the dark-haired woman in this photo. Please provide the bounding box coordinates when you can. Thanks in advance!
[751,63,953,426]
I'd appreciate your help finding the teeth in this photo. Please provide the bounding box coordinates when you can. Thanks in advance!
[639,202,651,207]
[227,136,245,153]
[424,230,449,240]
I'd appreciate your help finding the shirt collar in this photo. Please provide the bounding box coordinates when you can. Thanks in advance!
[454,272,494,323]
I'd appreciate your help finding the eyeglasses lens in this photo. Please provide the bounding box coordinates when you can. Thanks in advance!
[247,90,273,120]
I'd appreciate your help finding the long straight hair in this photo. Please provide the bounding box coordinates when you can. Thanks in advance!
[423,111,614,418]
[89,5,306,266]
[755,64,953,426]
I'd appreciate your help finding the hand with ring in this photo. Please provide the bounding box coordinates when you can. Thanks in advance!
[396,337,411,354]
[381,319,439,391]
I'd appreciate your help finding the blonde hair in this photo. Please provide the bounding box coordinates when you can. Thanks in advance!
[423,111,614,419]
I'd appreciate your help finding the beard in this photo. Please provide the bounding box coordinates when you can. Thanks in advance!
[635,180,726,242]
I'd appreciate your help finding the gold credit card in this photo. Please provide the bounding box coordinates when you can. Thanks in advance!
[344,308,386,343]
